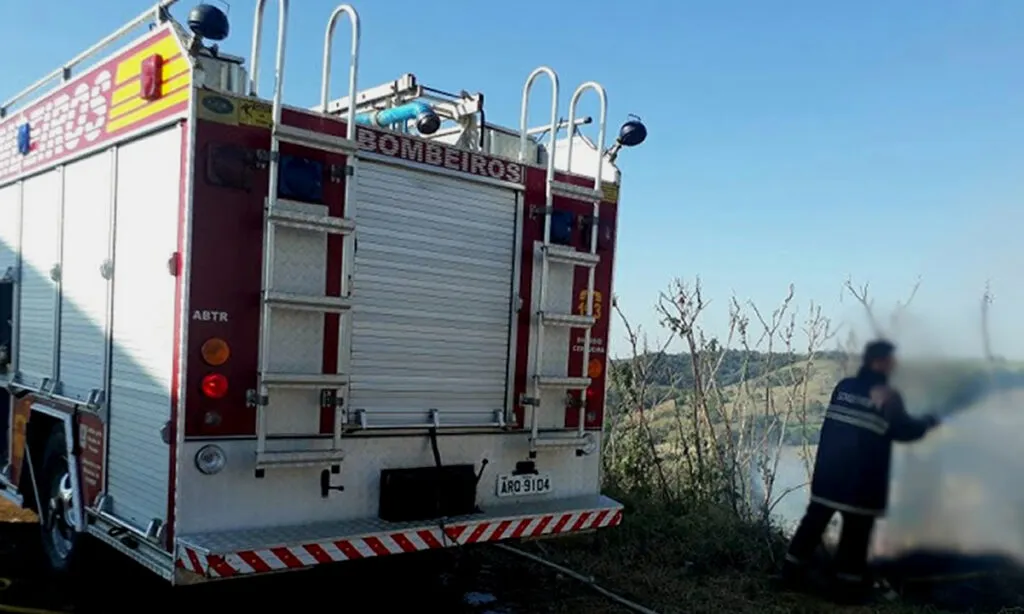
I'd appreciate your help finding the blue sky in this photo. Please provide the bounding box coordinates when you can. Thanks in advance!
[3,1,1022,357]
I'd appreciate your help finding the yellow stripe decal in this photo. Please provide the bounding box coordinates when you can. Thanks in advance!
[114,35,181,85]
[110,55,189,106]
[109,74,190,120]
[106,87,190,133]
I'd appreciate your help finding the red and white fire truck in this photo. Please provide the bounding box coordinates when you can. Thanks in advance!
[0,0,646,583]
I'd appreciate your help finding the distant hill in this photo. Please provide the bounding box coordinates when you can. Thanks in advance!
[618,349,851,390]
[608,350,1024,448]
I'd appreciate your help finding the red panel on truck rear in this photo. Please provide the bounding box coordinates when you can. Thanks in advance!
[514,168,618,430]
[184,107,349,438]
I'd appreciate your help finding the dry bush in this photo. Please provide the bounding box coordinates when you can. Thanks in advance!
[603,278,834,537]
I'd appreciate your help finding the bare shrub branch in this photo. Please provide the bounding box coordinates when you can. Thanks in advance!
[606,279,834,535]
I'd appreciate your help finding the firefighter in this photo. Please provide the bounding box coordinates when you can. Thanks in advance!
[781,339,941,603]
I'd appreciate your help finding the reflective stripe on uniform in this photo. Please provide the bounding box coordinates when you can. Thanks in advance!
[809,495,883,517]
[824,404,889,435]
[835,391,875,408]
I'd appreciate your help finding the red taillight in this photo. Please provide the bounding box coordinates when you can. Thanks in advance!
[201,374,229,399]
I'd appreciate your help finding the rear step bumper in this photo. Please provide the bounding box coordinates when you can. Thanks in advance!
[175,494,622,579]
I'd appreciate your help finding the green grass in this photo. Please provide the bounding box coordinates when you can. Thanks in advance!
[512,494,947,614]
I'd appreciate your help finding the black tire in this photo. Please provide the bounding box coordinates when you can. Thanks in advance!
[38,423,89,574]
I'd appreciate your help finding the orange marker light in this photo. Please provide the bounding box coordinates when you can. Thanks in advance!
[588,358,603,379]
[201,338,230,366]
[201,374,229,399]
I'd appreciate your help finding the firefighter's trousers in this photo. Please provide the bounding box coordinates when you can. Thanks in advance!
[785,501,876,588]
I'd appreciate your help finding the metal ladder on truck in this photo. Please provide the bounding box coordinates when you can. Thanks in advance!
[249,1,362,475]
[519,68,609,458]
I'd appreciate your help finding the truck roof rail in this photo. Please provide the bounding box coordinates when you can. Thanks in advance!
[0,0,180,118]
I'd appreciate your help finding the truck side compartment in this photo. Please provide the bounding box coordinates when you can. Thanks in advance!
[0,23,192,560]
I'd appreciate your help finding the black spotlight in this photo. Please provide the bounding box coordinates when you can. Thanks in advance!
[415,110,441,136]
[617,114,647,147]
[188,4,231,42]
[606,114,648,162]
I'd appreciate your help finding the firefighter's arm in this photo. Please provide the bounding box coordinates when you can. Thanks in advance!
[883,390,939,442]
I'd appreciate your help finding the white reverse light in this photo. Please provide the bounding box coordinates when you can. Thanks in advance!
[195,444,227,475]
[580,433,598,456]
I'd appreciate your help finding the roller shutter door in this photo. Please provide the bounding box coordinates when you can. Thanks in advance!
[350,162,517,428]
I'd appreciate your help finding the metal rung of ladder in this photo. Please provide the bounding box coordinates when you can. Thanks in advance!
[268,205,356,234]
[542,244,600,267]
[550,181,603,202]
[265,291,352,313]
[534,376,592,389]
[273,123,359,155]
[531,435,592,450]
[250,0,362,475]
[540,313,597,328]
[261,373,350,388]
[256,449,346,471]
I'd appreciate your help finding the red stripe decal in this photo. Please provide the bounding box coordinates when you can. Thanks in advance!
[490,520,513,542]
[363,537,393,557]
[175,558,186,569]
[510,518,532,539]
[551,514,572,534]
[334,540,364,559]
[304,543,335,564]
[466,523,491,544]
[571,512,592,532]
[207,555,238,577]
[186,548,203,573]
[192,509,624,576]
[165,114,189,547]
[238,551,272,573]
[417,530,444,549]
[391,533,419,553]
[270,547,304,569]
[444,525,468,542]
[529,515,553,537]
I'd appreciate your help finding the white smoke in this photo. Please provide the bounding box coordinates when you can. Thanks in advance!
[875,387,1024,560]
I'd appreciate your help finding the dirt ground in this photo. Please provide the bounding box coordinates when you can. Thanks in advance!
[5,497,1019,614]
[0,498,628,613]
[0,497,36,523]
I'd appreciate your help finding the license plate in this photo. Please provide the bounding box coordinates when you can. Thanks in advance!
[496,472,552,498]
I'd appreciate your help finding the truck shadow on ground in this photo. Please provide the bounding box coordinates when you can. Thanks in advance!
[0,520,525,613]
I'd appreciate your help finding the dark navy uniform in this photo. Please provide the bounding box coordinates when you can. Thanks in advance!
[811,368,935,515]
[784,365,938,596]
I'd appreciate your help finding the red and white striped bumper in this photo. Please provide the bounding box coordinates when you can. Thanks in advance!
[175,495,622,579]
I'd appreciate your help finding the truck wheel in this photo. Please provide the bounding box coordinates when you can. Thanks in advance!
[39,424,85,574]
